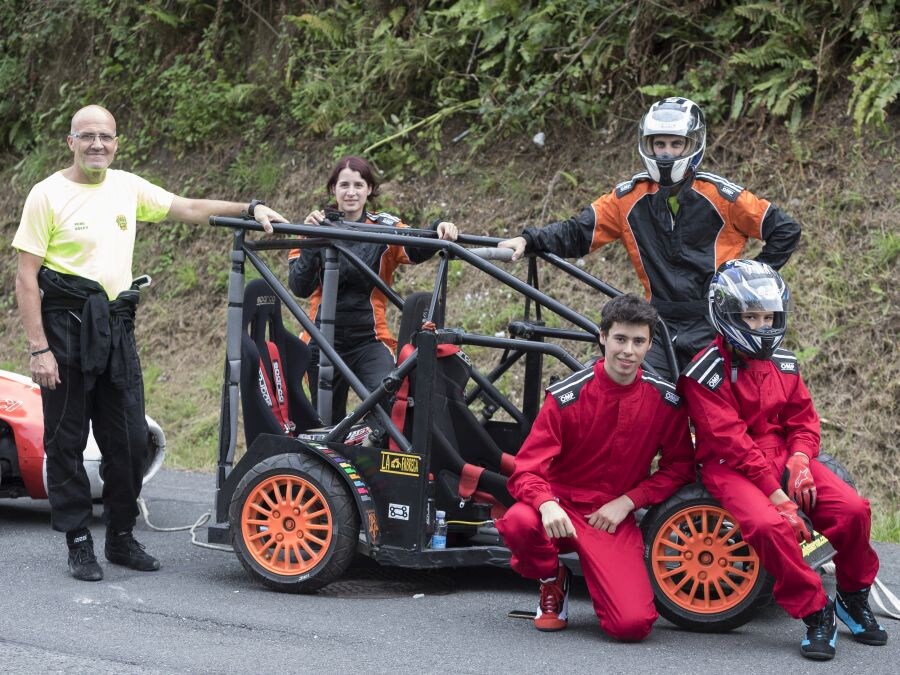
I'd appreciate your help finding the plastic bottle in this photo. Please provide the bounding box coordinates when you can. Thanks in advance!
[425,473,436,536]
[431,510,448,549]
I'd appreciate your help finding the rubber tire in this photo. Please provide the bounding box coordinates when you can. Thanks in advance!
[229,452,359,593]
[641,482,775,633]
[816,451,855,491]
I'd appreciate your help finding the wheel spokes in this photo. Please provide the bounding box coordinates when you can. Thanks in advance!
[241,473,335,576]
[651,503,761,614]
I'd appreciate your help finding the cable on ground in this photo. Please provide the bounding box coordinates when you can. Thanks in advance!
[137,497,233,552]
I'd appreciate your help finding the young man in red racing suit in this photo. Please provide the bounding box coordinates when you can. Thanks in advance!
[495,294,694,641]
[499,97,801,381]
[681,259,885,661]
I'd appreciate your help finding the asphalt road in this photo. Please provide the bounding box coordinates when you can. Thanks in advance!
[1,469,898,675]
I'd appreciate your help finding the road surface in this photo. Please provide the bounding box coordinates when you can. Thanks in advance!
[1,469,897,674]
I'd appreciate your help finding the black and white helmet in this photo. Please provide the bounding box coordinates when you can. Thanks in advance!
[638,97,706,186]
[708,259,791,360]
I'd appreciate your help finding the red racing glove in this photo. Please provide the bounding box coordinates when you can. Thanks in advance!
[775,500,812,543]
[782,452,817,513]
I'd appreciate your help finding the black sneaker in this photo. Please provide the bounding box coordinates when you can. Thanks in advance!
[836,587,888,646]
[67,532,103,582]
[801,598,837,660]
[105,530,160,571]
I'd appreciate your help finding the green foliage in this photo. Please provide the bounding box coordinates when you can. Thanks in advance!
[847,1,900,131]
[872,507,900,543]
[2,0,895,180]
[227,143,284,196]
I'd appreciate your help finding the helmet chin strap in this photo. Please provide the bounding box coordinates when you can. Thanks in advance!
[655,160,693,189]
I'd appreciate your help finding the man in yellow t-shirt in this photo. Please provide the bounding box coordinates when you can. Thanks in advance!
[12,104,288,582]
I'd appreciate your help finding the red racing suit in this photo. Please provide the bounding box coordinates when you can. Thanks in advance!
[495,360,694,641]
[681,336,879,617]
[522,172,801,378]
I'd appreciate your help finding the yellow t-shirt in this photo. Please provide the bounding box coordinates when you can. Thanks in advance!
[12,169,175,299]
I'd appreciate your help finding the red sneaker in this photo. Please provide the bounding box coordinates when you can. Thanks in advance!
[534,564,570,631]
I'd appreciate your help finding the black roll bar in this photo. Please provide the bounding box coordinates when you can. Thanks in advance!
[241,246,412,451]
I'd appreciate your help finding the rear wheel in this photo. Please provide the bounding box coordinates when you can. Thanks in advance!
[817,451,855,490]
[642,483,774,632]
[229,452,359,593]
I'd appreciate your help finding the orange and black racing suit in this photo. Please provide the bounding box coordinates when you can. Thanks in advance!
[521,171,801,379]
[287,212,441,420]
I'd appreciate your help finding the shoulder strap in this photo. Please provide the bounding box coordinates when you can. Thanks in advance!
[369,211,402,227]
[546,366,594,408]
[772,348,800,376]
[682,345,727,391]
[615,171,652,198]
[694,172,744,202]
[641,372,682,407]
[260,341,295,434]
[388,342,461,451]
[388,344,417,452]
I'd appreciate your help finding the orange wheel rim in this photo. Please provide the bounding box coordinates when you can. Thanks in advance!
[650,504,760,614]
[241,474,334,576]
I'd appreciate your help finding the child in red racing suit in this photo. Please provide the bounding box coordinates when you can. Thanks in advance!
[681,259,886,661]
[495,294,694,641]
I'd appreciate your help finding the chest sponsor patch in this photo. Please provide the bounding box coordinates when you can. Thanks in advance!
[706,372,723,389]
[116,215,128,231]
[778,361,796,373]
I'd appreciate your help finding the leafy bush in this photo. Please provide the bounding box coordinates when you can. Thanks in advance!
[1,0,896,173]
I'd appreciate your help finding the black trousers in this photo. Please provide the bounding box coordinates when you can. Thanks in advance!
[308,338,395,423]
[644,315,715,382]
[40,310,148,534]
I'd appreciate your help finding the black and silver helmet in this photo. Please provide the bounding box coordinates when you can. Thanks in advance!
[638,97,706,186]
[708,259,790,360]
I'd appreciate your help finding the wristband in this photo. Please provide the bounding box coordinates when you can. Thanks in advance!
[247,199,266,218]
[30,347,51,357]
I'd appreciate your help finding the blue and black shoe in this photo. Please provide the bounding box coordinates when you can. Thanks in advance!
[801,598,837,661]
[836,587,888,646]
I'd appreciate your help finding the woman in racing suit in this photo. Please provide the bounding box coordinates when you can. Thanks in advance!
[288,155,457,422]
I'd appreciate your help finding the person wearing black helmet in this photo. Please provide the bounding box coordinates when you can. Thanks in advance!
[681,259,886,661]
[499,97,801,381]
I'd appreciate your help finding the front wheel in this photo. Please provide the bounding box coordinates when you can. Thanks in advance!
[229,452,360,593]
[642,483,774,632]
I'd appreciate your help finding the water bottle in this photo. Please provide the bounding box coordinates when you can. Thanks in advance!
[425,473,436,536]
[431,510,448,549]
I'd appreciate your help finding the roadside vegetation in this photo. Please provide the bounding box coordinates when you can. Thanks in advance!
[0,1,896,537]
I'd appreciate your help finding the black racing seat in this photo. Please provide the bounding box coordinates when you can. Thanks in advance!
[393,292,516,516]
[396,291,438,354]
[240,279,320,449]
[425,351,515,508]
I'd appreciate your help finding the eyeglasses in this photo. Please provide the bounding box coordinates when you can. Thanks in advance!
[70,132,117,144]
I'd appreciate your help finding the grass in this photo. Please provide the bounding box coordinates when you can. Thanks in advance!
[872,507,900,544]
[0,100,895,522]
